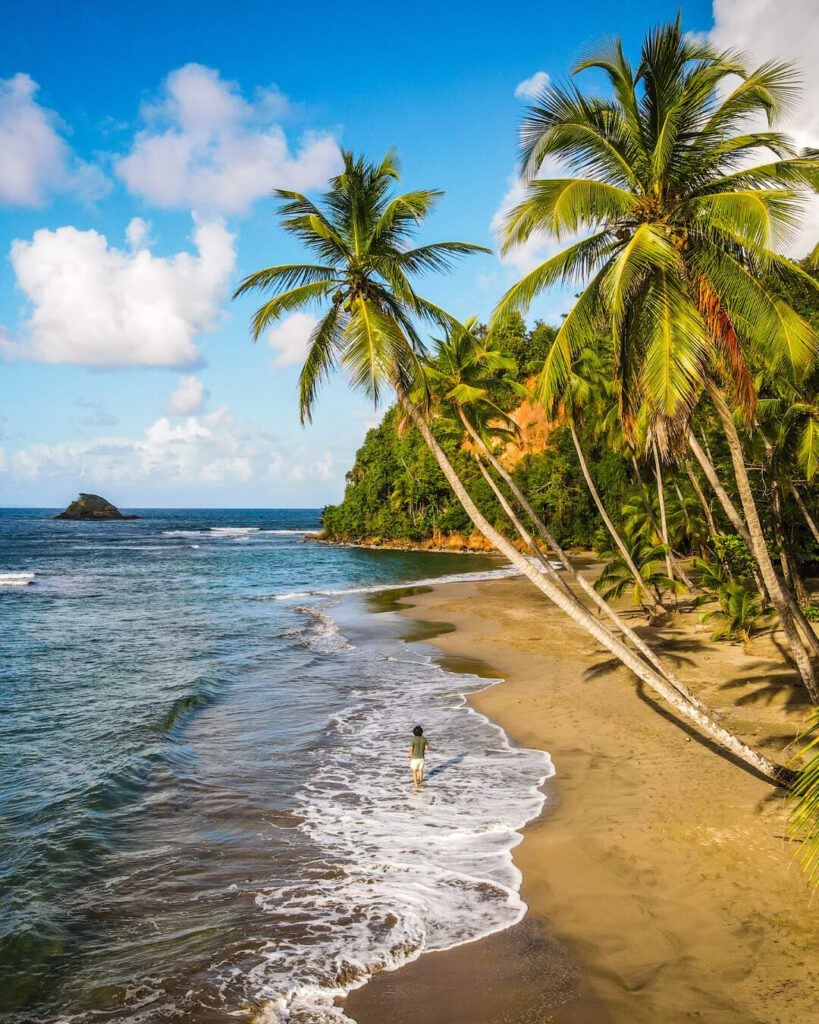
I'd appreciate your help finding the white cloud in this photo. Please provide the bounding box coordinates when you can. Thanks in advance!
[514,71,550,100]
[707,0,819,255]
[116,64,341,215]
[125,216,151,249]
[166,374,208,416]
[267,311,319,367]
[0,73,107,206]
[6,404,338,496]
[1,216,235,367]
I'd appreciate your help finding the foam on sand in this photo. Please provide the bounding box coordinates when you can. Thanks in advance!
[264,559,562,602]
[245,601,554,1022]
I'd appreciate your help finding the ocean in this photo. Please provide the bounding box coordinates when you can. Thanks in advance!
[0,508,553,1023]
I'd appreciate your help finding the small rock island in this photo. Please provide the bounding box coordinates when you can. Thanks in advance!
[54,493,140,521]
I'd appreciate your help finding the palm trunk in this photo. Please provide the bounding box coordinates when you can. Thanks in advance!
[570,422,666,615]
[684,458,718,543]
[772,481,806,605]
[461,413,710,712]
[792,484,819,547]
[773,485,794,592]
[688,431,770,600]
[396,385,789,784]
[474,455,571,592]
[668,480,696,589]
[688,432,749,541]
[706,380,819,702]
[653,443,676,585]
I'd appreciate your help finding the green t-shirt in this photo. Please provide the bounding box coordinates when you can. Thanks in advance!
[410,735,428,758]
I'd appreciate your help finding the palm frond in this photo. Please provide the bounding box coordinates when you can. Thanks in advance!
[788,709,819,887]
[249,281,338,340]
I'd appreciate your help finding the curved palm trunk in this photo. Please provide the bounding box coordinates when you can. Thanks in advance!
[653,443,676,585]
[688,430,770,600]
[684,458,718,544]
[671,479,699,585]
[397,385,789,784]
[792,485,819,547]
[474,457,575,599]
[569,423,666,615]
[688,432,749,541]
[634,454,691,585]
[772,481,810,609]
[706,381,819,703]
[460,410,709,711]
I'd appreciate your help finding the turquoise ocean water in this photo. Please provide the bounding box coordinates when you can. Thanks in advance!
[0,509,552,1023]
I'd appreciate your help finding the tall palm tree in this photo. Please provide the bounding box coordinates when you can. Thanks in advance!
[494,19,819,699]
[234,148,489,419]
[235,148,789,784]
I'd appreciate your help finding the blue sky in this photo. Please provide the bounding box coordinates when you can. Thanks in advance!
[1,0,814,507]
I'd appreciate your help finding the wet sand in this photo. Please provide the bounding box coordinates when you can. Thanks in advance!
[346,574,818,1024]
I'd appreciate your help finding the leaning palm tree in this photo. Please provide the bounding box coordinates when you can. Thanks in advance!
[494,19,819,700]
[419,317,708,709]
[234,147,790,783]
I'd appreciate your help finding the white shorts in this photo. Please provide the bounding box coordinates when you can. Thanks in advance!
[410,758,425,771]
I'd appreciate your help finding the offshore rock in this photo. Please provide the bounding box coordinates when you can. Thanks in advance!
[54,493,140,521]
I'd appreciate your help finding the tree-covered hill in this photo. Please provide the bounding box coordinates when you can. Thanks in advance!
[321,315,629,549]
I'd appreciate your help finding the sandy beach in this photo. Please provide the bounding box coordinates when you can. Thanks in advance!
[346,571,819,1024]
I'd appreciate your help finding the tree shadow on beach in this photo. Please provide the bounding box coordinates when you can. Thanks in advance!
[719,672,809,710]
[630,680,789,786]
[580,638,698,682]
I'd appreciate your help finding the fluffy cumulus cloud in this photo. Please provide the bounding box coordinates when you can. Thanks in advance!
[514,70,550,100]
[166,374,208,416]
[116,64,341,215]
[4,404,338,495]
[0,73,107,206]
[707,0,819,255]
[1,217,235,367]
[267,312,319,367]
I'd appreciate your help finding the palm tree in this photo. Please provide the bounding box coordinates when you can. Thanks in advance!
[494,19,819,699]
[235,148,790,784]
[421,318,714,703]
[234,148,489,418]
[546,344,669,616]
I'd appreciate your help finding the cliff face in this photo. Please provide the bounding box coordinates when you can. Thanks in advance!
[54,494,140,521]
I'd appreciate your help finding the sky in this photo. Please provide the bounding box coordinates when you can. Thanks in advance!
[0,0,816,508]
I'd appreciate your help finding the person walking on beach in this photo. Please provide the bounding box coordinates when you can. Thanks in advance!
[408,725,429,788]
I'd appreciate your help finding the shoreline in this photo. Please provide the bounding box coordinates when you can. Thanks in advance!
[346,574,818,1024]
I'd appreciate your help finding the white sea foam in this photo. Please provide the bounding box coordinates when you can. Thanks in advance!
[209,527,261,535]
[264,559,562,602]
[245,602,553,1022]
[292,605,354,653]
[162,527,308,539]
[0,571,35,587]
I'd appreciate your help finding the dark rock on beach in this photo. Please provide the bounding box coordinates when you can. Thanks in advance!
[54,493,140,521]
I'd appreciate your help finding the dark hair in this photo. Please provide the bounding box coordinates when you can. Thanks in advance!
[413,725,423,736]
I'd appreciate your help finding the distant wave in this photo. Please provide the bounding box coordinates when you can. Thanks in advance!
[263,560,561,601]
[162,528,309,539]
[0,571,35,587]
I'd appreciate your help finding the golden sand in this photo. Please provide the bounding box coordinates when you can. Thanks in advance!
[347,574,818,1024]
